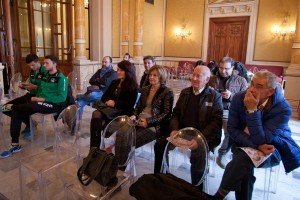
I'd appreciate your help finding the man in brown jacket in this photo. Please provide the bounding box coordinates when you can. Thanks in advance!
[208,57,248,169]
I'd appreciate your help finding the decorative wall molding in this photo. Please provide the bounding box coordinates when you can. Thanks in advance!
[208,0,254,4]
[208,4,253,15]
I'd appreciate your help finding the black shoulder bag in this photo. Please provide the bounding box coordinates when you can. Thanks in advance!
[77,147,118,186]
[93,101,122,120]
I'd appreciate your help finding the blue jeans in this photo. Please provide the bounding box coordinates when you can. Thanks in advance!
[76,91,103,119]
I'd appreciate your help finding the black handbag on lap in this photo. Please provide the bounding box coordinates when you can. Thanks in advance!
[93,101,122,120]
[77,147,118,186]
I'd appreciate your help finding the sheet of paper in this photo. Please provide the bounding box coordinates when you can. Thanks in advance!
[239,147,272,167]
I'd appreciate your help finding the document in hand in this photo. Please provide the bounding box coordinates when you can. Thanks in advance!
[239,147,273,167]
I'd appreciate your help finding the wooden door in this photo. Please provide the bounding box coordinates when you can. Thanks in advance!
[207,16,249,63]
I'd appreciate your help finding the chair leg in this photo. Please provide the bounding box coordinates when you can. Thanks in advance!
[209,151,216,178]
[0,115,6,149]
[263,165,280,200]
[29,115,35,143]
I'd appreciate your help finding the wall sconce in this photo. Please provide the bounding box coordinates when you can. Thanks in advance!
[175,23,192,40]
[271,16,295,40]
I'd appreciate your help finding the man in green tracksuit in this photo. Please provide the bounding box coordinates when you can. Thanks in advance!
[3,53,47,138]
[0,55,68,158]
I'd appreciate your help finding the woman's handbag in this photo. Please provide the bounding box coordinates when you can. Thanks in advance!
[77,147,118,186]
[94,101,122,120]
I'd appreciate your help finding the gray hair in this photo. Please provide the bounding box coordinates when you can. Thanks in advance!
[254,70,278,88]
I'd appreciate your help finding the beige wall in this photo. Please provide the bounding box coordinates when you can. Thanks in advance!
[111,0,164,58]
[112,0,121,58]
[143,0,164,56]
[164,0,204,58]
[110,0,298,62]
[254,0,297,62]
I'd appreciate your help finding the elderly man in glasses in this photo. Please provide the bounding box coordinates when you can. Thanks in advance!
[208,57,248,169]
[214,71,300,200]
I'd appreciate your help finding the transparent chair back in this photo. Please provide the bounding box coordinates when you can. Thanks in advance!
[55,104,80,150]
[19,105,80,200]
[64,115,136,199]
[67,71,78,91]
[78,73,93,94]
[100,115,136,172]
[161,127,209,186]
[10,72,22,98]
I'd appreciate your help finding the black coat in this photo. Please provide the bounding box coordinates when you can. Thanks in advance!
[133,84,174,137]
[169,86,223,150]
[102,79,138,116]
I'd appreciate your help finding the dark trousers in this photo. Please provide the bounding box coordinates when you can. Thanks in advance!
[3,93,34,118]
[154,137,168,173]
[220,145,281,200]
[10,101,62,143]
[90,114,110,148]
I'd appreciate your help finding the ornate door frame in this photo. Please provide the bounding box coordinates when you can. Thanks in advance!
[202,0,258,64]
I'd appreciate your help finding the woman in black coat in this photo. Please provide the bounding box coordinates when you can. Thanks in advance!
[90,60,138,148]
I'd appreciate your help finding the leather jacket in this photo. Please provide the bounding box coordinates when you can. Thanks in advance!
[133,84,174,138]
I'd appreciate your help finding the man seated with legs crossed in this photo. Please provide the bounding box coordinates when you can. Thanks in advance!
[214,71,300,200]
[2,53,47,139]
[0,55,68,158]
[76,56,117,119]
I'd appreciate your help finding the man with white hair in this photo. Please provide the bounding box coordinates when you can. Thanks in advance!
[155,66,223,187]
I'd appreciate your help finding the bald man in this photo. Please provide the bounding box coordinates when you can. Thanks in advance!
[155,66,223,187]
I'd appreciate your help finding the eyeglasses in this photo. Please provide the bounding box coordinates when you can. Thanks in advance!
[218,67,233,71]
[250,82,270,90]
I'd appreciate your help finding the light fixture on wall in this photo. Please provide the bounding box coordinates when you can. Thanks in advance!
[272,14,295,40]
[175,21,192,40]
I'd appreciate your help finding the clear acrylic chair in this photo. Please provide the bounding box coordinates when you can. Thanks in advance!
[77,73,93,95]
[161,127,209,191]
[263,164,280,200]
[67,71,78,92]
[254,161,280,200]
[29,112,58,147]
[208,149,217,178]
[9,72,23,98]
[19,105,81,200]
[0,111,6,149]
[64,115,136,200]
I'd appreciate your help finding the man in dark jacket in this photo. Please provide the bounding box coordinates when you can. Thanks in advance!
[139,55,155,88]
[208,57,248,169]
[166,65,223,187]
[214,71,300,200]
[76,56,117,119]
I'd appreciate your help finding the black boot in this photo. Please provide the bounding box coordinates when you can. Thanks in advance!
[90,118,102,148]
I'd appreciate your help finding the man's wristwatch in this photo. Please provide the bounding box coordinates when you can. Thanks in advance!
[247,109,257,113]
